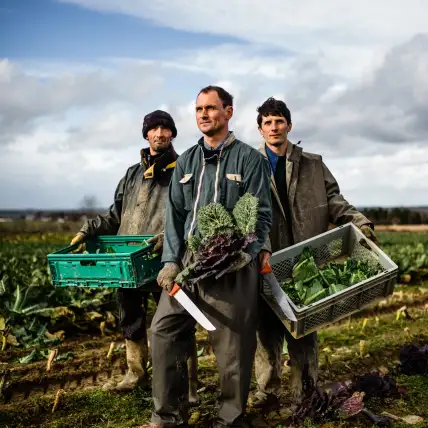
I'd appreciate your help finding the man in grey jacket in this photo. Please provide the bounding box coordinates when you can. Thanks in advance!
[70,111,198,400]
[140,86,272,428]
[252,97,378,410]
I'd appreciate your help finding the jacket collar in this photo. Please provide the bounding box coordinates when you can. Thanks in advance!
[197,131,236,161]
[259,140,302,221]
[140,145,178,179]
[259,140,294,161]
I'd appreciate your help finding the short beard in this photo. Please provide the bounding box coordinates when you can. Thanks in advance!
[151,141,171,154]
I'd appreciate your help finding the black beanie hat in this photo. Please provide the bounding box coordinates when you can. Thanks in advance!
[142,110,177,139]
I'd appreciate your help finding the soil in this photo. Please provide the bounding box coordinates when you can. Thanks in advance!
[1,285,428,428]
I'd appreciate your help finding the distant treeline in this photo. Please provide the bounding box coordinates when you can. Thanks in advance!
[1,207,428,225]
[360,207,428,225]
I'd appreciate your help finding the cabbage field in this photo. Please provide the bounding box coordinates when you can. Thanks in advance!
[1,229,427,428]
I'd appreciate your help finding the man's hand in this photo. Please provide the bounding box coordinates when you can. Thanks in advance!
[157,262,181,293]
[259,250,271,270]
[360,225,380,246]
[147,232,164,253]
[70,232,86,253]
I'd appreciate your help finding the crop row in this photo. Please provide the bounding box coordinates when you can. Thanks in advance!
[0,232,427,352]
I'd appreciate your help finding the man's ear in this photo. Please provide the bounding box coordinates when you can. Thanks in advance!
[258,126,264,137]
[287,123,293,133]
[225,105,233,120]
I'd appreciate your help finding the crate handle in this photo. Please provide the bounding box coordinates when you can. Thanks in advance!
[358,238,373,252]
[80,260,97,266]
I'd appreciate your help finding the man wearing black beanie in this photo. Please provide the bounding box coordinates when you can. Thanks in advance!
[70,110,199,401]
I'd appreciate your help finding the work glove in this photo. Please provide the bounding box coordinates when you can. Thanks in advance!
[215,251,252,279]
[360,224,380,246]
[70,232,86,253]
[147,232,164,253]
[157,262,181,293]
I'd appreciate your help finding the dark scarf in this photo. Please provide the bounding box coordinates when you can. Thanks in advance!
[140,146,177,179]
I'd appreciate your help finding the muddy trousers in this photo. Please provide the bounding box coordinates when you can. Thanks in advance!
[117,286,161,341]
[149,260,260,427]
[255,296,318,403]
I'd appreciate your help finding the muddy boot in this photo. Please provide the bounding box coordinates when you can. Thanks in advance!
[290,360,318,409]
[103,339,148,392]
[250,391,280,412]
[188,335,199,405]
[289,365,304,407]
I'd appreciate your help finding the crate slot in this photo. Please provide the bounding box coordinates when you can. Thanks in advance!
[80,260,97,266]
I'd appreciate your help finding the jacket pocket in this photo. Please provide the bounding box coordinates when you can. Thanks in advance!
[180,173,194,211]
[220,173,244,210]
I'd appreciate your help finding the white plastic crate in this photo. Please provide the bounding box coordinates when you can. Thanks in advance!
[261,223,398,339]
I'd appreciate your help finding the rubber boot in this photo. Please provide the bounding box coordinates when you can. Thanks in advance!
[290,361,318,408]
[188,335,199,405]
[103,339,148,392]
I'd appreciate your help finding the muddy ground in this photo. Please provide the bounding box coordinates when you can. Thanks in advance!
[1,284,428,428]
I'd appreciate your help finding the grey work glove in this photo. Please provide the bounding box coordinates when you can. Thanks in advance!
[147,232,164,253]
[360,224,380,246]
[157,262,181,293]
[215,251,252,279]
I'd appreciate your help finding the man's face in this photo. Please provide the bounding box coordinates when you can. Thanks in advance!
[258,114,292,147]
[195,91,233,136]
[147,126,173,154]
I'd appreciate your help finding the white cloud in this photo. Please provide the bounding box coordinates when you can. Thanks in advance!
[2,2,428,209]
[57,0,428,47]
[0,58,163,145]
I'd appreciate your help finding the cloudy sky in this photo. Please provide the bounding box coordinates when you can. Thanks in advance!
[1,0,427,209]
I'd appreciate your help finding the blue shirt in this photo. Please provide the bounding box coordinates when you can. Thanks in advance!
[265,144,279,173]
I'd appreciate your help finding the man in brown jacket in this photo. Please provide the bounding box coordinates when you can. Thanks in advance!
[70,110,199,400]
[253,97,378,410]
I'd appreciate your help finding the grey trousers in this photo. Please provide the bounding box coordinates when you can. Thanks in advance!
[149,260,259,427]
[255,296,318,403]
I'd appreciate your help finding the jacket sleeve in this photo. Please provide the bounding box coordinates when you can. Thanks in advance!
[161,159,188,264]
[260,235,272,253]
[322,161,373,229]
[243,152,273,258]
[78,173,126,238]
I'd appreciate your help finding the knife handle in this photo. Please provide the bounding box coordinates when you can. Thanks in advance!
[169,283,181,296]
[259,261,273,275]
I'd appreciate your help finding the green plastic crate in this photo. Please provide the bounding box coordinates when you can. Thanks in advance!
[47,235,162,289]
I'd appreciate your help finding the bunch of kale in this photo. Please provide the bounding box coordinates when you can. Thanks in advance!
[281,247,381,307]
[174,193,259,285]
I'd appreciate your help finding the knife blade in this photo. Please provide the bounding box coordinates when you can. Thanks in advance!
[169,283,216,331]
[260,262,297,322]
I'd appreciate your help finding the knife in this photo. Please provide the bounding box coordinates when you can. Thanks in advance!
[169,283,216,331]
[260,262,297,322]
